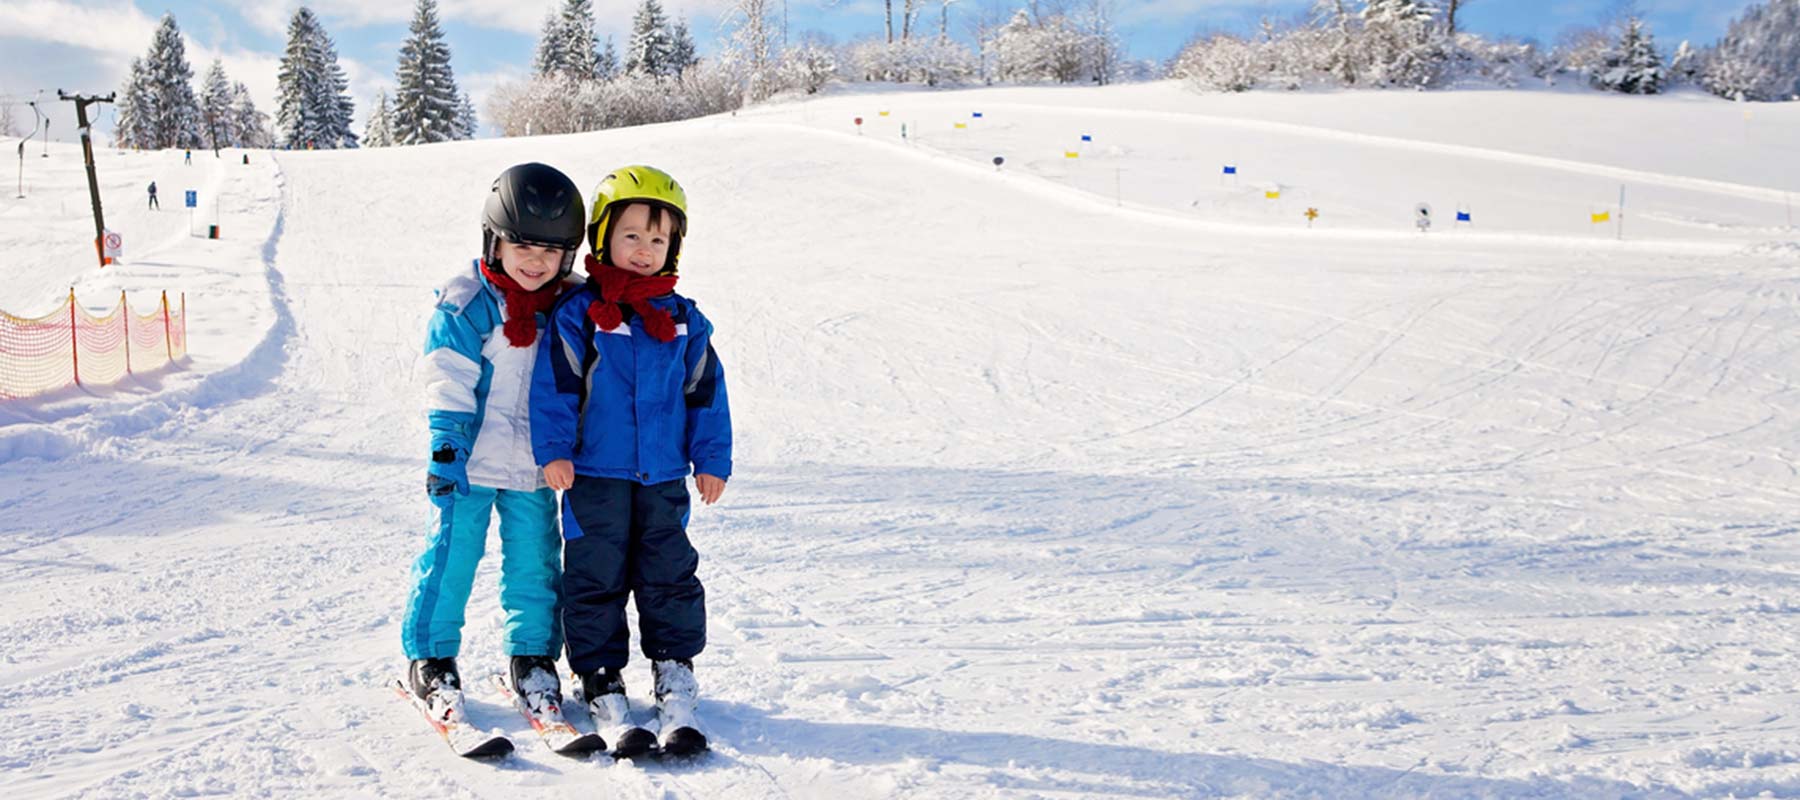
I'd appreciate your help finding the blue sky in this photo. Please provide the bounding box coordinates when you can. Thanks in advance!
[0,1,1763,141]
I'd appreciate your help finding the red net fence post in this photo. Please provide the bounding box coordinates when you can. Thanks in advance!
[121,290,132,376]
[1,289,190,399]
[68,288,80,387]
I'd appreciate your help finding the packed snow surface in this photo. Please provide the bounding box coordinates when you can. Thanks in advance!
[2,82,1798,798]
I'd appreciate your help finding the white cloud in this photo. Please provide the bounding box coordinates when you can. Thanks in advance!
[0,0,160,64]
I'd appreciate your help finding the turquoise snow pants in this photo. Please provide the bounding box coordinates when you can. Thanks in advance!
[402,485,563,660]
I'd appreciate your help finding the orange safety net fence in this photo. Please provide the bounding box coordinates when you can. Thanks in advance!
[0,290,188,400]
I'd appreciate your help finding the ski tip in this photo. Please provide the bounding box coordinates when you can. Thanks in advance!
[610,728,660,761]
[461,736,516,759]
[556,733,609,757]
[659,727,709,759]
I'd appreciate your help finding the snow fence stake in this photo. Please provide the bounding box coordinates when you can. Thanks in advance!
[1617,185,1626,241]
[162,290,173,362]
[68,288,79,386]
[121,290,131,375]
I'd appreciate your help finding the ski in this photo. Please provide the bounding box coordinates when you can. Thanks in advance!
[391,679,513,759]
[492,674,607,756]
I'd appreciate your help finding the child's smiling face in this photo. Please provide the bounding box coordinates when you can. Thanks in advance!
[495,239,567,291]
[607,203,675,276]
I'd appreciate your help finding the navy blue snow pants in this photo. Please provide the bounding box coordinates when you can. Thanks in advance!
[560,475,706,673]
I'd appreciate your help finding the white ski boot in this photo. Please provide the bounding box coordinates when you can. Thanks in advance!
[652,658,708,757]
[579,668,659,758]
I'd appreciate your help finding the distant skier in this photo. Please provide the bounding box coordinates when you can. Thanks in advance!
[532,165,731,758]
[146,181,159,209]
[183,149,191,165]
[402,163,585,742]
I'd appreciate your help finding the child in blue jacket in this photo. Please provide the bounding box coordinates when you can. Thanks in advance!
[403,163,585,723]
[532,165,730,758]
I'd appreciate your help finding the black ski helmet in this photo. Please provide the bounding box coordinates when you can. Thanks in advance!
[482,163,585,279]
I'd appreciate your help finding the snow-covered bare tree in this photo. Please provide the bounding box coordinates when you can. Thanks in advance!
[1171,34,1262,92]
[362,90,394,147]
[779,40,838,93]
[485,64,743,137]
[724,0,777,100]
[1081,0,1122,84]
[1358,0,1447,88]
[276,8,357,149]
[392,0,467,144]
[847,34,973,85]
[1442,0,1471,35]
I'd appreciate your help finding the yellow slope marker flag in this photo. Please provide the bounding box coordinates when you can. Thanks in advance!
[1591,211,1611,224]
[1265,189,1282,200]
[954,122,968,129]
[1064,151,1080,159]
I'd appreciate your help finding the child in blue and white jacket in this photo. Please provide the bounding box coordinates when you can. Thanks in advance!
[531,165,730,758]
[401,163,587,714]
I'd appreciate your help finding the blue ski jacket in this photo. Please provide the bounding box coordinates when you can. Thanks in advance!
[530,286,732,485]
[421,260,568,491]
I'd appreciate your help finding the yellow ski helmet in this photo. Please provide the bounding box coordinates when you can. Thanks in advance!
[588,165,688,275]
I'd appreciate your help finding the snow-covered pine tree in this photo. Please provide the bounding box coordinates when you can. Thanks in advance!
[1701,0,1799,101]
[598,36,622,81]
[626,0,675,77]
[114,57,156,150]
[362,90,394,147]
[199,59,236,149]
[533,11,568,78]
[457,92,479,139]
[669,16,699,75]
[1669,40,1699,83]
[143,13,205,149]
[277,8,358,149]
[1595,16,1663,94]
[393,0,466,144]
[231,81,274,148]
[535,0,600,79]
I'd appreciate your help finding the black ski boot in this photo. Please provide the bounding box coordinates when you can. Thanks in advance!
[578,667,658,758]
[509,655,562,700]
[408,657,461,701]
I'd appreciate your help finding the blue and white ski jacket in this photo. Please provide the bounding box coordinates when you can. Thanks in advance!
[530,287,732,485]
[421,261,567,491]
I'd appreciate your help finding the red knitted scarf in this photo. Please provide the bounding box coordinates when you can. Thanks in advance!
[582,253,679,342]
[478,260,564,347]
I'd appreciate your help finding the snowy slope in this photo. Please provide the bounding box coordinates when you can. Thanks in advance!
[2,83,1799,799]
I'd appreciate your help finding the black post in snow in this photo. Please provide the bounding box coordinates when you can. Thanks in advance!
[58,90,115,269]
